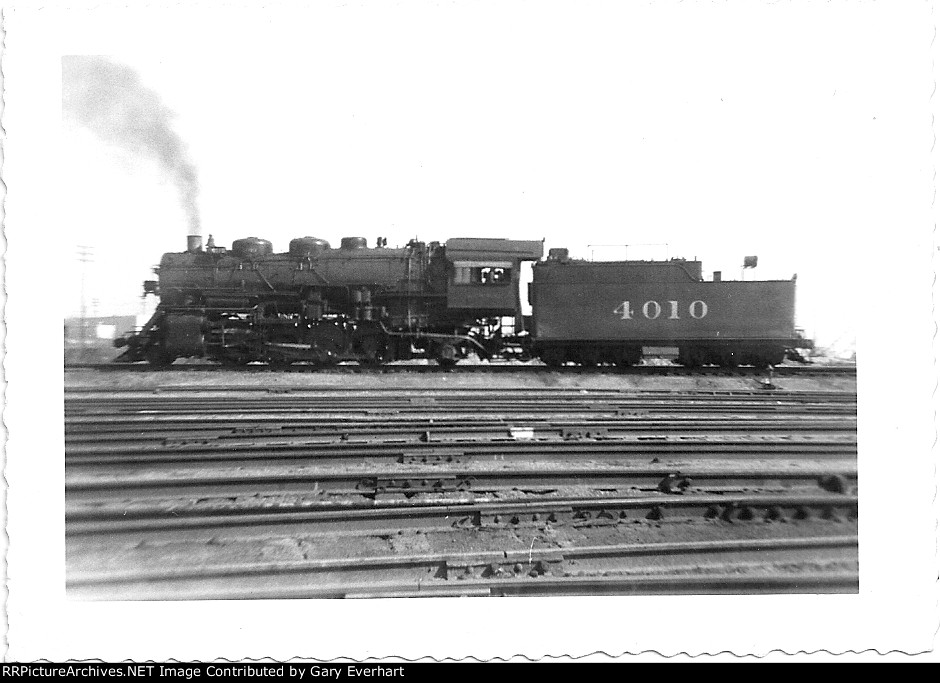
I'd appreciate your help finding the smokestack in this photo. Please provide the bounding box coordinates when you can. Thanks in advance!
[62,56,201,236]
[187,235,203,253]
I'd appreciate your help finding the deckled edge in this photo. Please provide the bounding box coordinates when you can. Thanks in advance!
[1,4,9,663]
[930,0,940,665]
[32,648,940,663]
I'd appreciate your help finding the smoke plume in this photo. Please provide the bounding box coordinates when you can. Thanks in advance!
[62,56,201,235]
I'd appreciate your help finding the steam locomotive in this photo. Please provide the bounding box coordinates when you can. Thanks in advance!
[114,234,812,367]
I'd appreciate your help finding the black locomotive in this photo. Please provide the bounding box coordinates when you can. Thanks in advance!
[115,234,544,367]
[114,234,812,367]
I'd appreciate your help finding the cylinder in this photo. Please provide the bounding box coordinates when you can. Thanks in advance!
[187,235,203,253]
[164,314,206,357]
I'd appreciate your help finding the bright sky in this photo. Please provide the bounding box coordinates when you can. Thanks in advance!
[53,1,936,348]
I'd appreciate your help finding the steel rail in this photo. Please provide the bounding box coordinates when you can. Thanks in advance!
[68,534,858,587]
[65,417,857,446]
[65,460,857,491]
[65,413,856,432]
[64,398,858,413]
[65,492,859,531]
[353,573,861,599]
[68,571,861,600]
[65,397,858,410]
[65,432,858,467]
[64,386,857,398]
[64,443,858,471]
[65,407,857,421]
[66,362,858,377]
[65,434,856,452]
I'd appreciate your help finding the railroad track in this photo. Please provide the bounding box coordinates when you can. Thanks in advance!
[68,492,857,535]
[68,571,861,600]
[67,362,856,376]
[66,467,857,516]
[65,386,858,599]
[65,388,857,419]
[68,534,859,600]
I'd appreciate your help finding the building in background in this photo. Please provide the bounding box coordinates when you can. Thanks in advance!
[64,314,140,364]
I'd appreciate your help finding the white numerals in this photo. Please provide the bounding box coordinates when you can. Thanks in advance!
[642,301,662,319]
[689,300,708,319]
[613,300,708,320]
[613,301,634,319]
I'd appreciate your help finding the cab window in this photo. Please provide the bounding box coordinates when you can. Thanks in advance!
[452,262,512,286]
[475,267,509,284]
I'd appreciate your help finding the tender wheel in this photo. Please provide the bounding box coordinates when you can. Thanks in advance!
[616,346,642,368]
[540,347,565,368]
[761,348,786,367]
[679,345,705,368]
[578,347,600,367]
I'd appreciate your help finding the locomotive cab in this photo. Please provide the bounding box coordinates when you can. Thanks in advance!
[443,238,543,330]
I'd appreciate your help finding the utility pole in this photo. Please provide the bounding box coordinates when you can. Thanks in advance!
[76,245,93,357]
